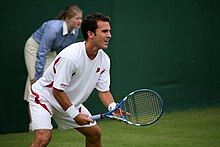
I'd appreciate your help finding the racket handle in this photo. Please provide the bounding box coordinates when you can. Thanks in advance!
[89,114,102,120]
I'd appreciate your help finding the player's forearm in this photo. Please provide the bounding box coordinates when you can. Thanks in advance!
[52,87,72,111]
[98,91,115,109]
[52,87,80,119]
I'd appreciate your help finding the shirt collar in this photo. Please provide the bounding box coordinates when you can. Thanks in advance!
[62,21,76,35]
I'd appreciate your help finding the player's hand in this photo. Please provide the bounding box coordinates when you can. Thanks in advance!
[74,114,94,125]
[113,108,131,117]
[112,107,131,124]
[112,108,122,117]
[112,103,129,117]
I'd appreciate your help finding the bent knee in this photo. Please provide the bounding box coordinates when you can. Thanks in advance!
[78,125,102,138]
[87,125,102,138]
[34,130,51,146]
[87,126,102,143]
[94,126,101,138]
[39,136,51,146]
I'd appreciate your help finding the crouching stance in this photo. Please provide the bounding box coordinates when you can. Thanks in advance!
[29,12,116,147]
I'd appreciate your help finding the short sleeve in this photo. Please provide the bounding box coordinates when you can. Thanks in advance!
[53,57,77,90]
[96,57,110,92]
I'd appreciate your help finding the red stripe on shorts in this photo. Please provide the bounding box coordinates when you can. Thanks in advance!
[31,88,51,114]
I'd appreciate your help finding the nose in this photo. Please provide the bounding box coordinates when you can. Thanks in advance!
[78,19,82,24]
[107,32,112,38]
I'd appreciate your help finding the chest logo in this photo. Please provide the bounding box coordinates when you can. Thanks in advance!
[96,68,100,73]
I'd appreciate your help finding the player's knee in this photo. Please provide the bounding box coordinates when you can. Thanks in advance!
[95,126,101,138]
[92,126,102,141]
[34,136,51,146]
[33,130,51,146]
[40,136,51,146]
[87,126,102,142]
[31,137,51,147]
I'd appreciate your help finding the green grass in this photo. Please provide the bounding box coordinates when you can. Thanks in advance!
[0,106,220,147]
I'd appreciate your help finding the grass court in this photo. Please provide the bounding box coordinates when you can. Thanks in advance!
[0,106,219,147]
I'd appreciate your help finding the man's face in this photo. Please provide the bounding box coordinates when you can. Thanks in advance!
[92,21,111,49]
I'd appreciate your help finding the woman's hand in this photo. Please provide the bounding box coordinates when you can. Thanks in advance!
[30,79,36,85]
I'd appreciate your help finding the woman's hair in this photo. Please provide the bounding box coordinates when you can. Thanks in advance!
[57,5,82,20]
[81,13,110,40]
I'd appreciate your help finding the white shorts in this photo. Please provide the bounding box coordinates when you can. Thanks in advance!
[29,94,96,131]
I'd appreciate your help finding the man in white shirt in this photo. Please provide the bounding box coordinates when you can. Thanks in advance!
[29,13,117,147]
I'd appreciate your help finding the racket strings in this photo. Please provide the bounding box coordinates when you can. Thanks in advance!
[122,91,163,125]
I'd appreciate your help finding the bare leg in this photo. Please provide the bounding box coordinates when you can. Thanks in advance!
[76,125,102,147]
[30,129,52,147]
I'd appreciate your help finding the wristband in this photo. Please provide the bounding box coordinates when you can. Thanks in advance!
[66,105,79,119]
[108,102,117,111]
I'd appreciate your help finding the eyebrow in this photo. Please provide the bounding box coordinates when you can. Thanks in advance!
[102,28,111,32]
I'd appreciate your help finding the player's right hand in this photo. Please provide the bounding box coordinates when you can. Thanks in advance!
[74,114,94,125]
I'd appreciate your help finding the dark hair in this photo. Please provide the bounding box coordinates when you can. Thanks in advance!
[57,5,82,20]
[81,13,110,40]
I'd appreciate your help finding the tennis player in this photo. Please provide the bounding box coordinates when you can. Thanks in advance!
[29,13,117,147]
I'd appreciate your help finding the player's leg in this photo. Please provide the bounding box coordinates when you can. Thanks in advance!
[75,105,102,146]
[29,93,53,146]
[30,129,52,147]
[29,107,53,146]
[53,104,100,146]
[76,125,102,147]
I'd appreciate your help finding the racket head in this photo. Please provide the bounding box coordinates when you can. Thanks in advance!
[119,89,164,126]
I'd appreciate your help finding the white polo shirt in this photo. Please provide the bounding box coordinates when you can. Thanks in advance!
[32,41,110,112]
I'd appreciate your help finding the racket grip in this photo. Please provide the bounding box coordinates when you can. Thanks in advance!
[89,114,102,120]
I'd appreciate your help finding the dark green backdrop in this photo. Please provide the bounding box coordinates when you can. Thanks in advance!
[0,0,219,133]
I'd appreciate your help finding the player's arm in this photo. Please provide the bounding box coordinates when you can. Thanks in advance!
[98,91,123,118]
[98,91,117,111]
[52,87,72,110]
[52,87,93,125]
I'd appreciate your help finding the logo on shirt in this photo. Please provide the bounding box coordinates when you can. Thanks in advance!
[96,68,100,73]
[60,83,68,88]
[96,67,105,74]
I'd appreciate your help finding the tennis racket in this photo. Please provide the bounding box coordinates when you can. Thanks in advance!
[90,89,164,126]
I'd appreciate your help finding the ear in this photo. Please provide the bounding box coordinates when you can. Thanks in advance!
[88,31,94,39]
